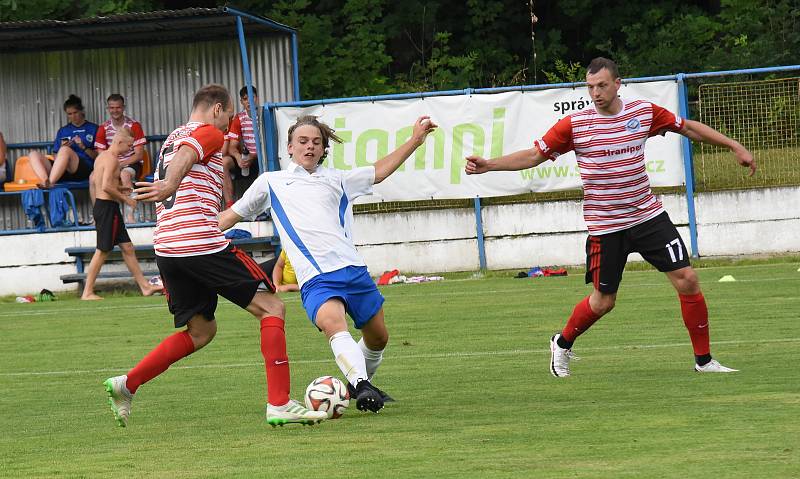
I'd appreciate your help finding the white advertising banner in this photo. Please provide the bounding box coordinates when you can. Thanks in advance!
[272,81,684,203]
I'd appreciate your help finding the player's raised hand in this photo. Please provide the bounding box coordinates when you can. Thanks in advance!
[412,116,437,145]
[465,156,491,175]
[133,180,174,203]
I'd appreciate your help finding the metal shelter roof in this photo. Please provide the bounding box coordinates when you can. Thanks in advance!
[0,7,296,53]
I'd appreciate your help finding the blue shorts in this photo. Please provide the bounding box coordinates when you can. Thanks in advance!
[301,266,385,329]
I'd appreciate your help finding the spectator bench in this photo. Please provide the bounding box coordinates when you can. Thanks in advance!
[60,236,281,289]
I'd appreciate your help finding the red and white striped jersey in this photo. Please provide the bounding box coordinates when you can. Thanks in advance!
[534,99,684,235]
[94,117,146,163]
[153,122,229,257]
[225,111,257,157]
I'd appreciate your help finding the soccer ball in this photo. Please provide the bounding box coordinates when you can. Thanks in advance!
[304,376,350,419]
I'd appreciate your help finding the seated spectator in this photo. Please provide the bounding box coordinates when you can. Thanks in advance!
[93,93,147,222]
[81,128,162,300]
[0,130,6,183]
[222,85,260,208]
[29,94,99,188]
[259,250,299,292]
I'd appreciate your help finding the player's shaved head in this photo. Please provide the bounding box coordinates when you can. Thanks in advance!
[112,127,133,143]
[192,84,232,111]
[587,57,620,79]
[111,127,133,145]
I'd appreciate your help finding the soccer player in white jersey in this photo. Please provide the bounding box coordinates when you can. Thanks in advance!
[219,115,437,412]
[465,57,756,377]
[102,85,326,427]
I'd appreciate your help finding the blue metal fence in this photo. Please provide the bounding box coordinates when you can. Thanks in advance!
[4,64,799,265]
[262,64,800,263]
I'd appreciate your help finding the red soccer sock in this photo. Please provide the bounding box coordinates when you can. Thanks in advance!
[260,316,290,406]
[561,296,602,344]
[679,292,710,356]
[126,330,195,394]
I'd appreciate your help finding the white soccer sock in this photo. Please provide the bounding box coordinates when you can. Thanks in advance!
[358,337,384,380]
[329,331,368,386]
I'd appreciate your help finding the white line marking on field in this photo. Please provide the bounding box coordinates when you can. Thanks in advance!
[2,337,797,378]
[3,274,798,318]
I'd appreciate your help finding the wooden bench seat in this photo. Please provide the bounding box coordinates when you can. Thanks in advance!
[61,236,280,288]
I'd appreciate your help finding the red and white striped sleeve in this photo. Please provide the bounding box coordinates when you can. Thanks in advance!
[174,124,224,165]
[534,115,574,160]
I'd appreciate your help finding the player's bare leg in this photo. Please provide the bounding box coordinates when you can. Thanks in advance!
[81,249,109,300]
[28,151,52,188]
[119,242,161,296]
[88,171,96,205]
[47,147,80,185]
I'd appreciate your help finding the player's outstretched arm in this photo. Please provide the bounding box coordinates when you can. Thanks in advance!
[134,145,199,202]
[681,119,756,176]
[465,148,548,175]
[373,116,437,184]
[218,208,243,232]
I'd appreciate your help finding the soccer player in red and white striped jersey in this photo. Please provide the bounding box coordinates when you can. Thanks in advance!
[221,86,260,208]
[466,57,756,376]
[102,84,326,428]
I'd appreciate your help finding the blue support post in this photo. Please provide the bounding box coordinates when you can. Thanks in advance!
[235,16,265,173]
[262,104,280,172]
[474,197,487,271]
[290,32,300,100]
[676,73,700,257]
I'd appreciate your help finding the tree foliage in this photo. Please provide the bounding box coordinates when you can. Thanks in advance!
[1,0,797,98]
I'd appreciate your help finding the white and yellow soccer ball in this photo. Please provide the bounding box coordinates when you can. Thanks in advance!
[304,376,350,419]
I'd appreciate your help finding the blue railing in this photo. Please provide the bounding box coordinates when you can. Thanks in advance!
[1,135,168,235]
[263,64,800,260]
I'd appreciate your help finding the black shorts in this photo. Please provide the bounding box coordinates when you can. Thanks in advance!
[60,158,92,182]
[585,212,691,294]
[93,198,131,252]
[156,245,276,327]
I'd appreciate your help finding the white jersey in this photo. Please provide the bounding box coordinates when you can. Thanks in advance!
[232,161,374,287]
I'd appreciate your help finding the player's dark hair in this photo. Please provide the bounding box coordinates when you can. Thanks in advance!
[587,57,620,79]
[239,86,258,99]
[192,84,232,111]
[288,116,343,164]
[106,93,125,104]
[63,94,84,112]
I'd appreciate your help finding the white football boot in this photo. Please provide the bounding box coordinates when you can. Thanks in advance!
[103,375,133,427]
[550,333,579,378]
[695,359,738,373]
[266,399,327,426]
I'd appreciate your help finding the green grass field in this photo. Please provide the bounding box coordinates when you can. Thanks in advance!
[1,261,799,478]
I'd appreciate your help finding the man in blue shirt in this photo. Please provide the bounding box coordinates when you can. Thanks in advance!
[29,94,98,188]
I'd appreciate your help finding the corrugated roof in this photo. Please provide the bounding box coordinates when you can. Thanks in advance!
[0,7,295,53]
